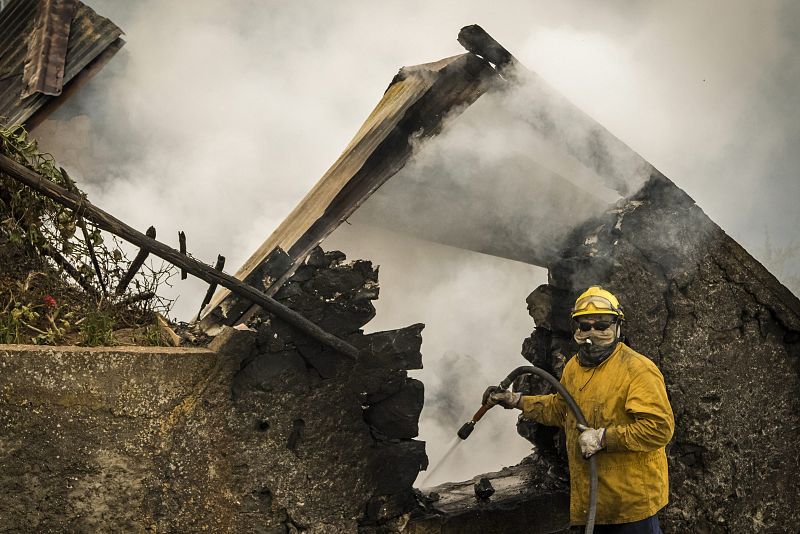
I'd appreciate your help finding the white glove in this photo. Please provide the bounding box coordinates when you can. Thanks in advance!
[577,424,606,458]
[482,386,522,409]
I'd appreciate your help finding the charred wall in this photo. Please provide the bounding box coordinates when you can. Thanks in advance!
[0,248,427,533]
[545,173,800,531]
[408,173,800,533]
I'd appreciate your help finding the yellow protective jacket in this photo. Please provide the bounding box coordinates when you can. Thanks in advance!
[520,342,674,525]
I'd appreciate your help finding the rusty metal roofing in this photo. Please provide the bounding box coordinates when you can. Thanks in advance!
[20,0,78,98]
[0,0,123,127]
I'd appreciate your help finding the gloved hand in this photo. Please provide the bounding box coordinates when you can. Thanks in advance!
[482,386,522,409]
[577,424,606,458]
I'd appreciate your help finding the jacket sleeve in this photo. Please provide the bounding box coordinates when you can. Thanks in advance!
[604,361,674,452]
[520,393,568,428]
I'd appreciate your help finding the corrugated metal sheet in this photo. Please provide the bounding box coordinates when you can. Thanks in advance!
[21,0,78,98]
[0,0,123,127]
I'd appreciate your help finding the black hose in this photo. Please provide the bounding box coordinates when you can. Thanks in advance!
[500,366,598,534]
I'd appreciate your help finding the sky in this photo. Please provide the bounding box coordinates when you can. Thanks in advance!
[32,0,800,485]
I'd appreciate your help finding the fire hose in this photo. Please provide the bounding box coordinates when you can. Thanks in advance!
[458,366,598,534]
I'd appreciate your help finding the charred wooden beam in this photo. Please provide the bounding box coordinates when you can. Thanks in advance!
[200,52,500,333]
[457,25,516,74]
[178,230,187,280]
[197,254,225,321]
[115,226,156,296]
[38,243,97,297]
[79,220,107,297]
[0,153,360,360]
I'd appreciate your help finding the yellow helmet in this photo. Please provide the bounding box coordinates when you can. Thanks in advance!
[571,286,624,319]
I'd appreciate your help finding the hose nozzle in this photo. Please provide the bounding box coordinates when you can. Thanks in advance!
[457,421,475,440]
[456,403,494,440]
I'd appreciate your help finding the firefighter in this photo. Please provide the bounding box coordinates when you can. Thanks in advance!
[484,286,674,533]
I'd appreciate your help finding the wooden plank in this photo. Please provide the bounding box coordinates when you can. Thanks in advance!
[178,230,187,279]
[0,153,361,360]
[200,53,500,332]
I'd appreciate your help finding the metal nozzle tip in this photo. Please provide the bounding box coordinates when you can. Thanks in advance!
[457,421,475,440]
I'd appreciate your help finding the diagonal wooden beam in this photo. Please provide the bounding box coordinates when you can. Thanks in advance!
[200,52,500,333]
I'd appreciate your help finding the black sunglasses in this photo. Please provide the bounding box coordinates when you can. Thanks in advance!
[576,319,616,332]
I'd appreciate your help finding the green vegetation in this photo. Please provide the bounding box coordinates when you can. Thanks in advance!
[0,125,176,346]
[78,310,115,347]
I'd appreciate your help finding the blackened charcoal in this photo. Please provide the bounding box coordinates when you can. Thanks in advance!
[364,379,423,439]
[474,477,495,500]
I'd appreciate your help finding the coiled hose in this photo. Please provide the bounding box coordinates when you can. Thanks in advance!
[500,366,598,534]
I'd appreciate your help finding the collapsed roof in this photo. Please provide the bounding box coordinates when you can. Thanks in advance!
[0,0,123,129]
[199,26,654,334]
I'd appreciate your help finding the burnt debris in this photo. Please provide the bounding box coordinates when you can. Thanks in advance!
[220,246,427,532]
[473,478,495,500]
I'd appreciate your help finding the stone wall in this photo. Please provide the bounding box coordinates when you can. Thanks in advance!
[546,173,800,532]
[0,248,427,533]
[406,173,800,533]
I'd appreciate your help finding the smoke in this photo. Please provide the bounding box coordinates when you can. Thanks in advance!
[512,4,800,293]
[30,0,800,486]
[325,224,541,486]
[333,64,653,489]
[351,70,650,266]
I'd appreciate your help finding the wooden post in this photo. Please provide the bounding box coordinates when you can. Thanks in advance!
[178,230,187,280]
[0,153,360,360]
[197,254,225,321]
[115,226,156,295]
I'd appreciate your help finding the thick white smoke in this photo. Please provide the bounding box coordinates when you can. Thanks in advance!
[31,0,800,486]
